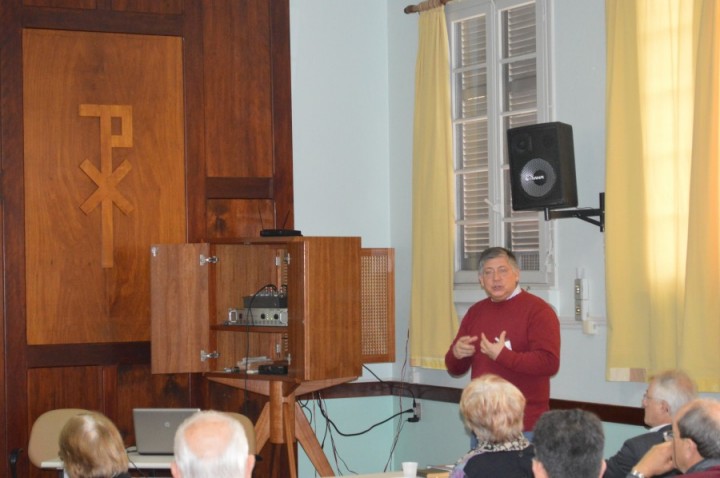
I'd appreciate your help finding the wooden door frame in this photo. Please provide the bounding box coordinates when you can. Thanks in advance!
[0,1,293,475]
[0,2,206,475]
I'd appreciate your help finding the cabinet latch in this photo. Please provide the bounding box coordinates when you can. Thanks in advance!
[199,255,218,266]
[200,350,219,361]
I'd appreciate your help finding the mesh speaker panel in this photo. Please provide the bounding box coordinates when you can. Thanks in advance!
[360,249,395,363]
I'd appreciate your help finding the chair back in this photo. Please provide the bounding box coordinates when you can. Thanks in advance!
[28,408,90,468]
[222,412,257,455]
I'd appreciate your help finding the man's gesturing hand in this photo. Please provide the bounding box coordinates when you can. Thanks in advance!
[452,335,478,359]
[480,330,506,360]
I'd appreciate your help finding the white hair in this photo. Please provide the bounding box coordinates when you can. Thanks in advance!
[173,410,249,478]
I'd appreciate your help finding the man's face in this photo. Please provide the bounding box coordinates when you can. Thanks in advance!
[479,256,520,302]
[642,383,670,427]
[670,418,692,472]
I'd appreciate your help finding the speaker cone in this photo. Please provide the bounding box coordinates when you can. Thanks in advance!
[519,158,557,198]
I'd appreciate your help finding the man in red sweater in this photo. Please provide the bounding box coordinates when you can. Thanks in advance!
[445,247,561,432]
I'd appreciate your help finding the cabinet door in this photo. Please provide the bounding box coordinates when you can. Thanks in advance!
[150,243,211,374]
[289,237,362,381]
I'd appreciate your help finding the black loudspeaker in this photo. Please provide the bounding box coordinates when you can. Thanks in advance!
[507,122,578,211]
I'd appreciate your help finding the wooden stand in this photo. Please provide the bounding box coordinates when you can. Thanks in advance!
[209,375,357,478]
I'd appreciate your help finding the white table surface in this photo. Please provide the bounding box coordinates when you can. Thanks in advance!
[42,451,173,470]
[323,473,404,478]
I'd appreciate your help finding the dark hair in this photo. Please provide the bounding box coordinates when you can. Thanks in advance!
[477,247,518,272]
[533,409,604,478]
[677,399,720,459]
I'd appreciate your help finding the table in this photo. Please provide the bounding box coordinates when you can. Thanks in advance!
[42,451,173,475]
[322,473,403,478]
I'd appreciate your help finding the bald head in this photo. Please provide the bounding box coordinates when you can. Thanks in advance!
[171,411,254,478]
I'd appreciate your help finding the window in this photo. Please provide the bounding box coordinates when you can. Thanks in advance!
[447,0,554,285]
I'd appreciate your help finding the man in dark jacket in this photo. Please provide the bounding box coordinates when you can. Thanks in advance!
[605,370,697,478]
[626,399,720,478]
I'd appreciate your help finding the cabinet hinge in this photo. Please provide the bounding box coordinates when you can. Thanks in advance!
[199,255,218,266]
[200,350,219,361]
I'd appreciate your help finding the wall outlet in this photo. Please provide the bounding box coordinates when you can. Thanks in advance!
[413,402,421,421]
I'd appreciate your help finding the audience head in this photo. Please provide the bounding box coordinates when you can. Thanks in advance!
[58,411,129,478]
[172,410,254,478]
[460,374,526,443]
[671,398,720,472]
[643,369,697,427]
[532,409,605,478]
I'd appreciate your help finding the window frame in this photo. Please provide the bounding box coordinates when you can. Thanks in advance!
[446,0,556,287]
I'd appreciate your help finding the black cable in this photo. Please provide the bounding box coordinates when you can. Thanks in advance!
[315,393,360,476]
[241,283,278,415]
[314,391,414,437]
[124,447,148,478]
[362,364,419,422]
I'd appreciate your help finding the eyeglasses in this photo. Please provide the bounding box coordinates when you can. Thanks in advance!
[642,392,661,402]
[481,267,512,278]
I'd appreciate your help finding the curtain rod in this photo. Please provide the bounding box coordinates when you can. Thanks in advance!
[404,0,450,14]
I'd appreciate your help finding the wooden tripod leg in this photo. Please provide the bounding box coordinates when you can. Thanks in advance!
[254,402,270,453]
[294,402,334,477]
[283,401,297,478]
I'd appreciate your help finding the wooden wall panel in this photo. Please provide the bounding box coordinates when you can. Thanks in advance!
[23,0,184,14]
[23,29,186,344]
[27,365,105,476]
[207,199,275,239]
[2,0,294,475]
[27,366,105,420]
[115,363,192,445]
[23,0,97,8]
[111,0,183,14]
[203,0,273,178]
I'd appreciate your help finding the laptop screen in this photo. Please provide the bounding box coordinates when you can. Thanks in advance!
[133,408,199,455]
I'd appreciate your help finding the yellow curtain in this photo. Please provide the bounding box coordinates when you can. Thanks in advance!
[606,0,720,391]
[409,6,458,369]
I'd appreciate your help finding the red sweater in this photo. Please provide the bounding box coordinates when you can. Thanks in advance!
[445,290,561,431]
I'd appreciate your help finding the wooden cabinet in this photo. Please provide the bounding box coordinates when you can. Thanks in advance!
[150,236,393,478]
[151,236,372,382]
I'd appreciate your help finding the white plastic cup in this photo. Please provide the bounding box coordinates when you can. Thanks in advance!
[402,461,418,478]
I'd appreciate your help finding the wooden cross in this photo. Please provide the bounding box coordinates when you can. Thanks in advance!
[79,104,135,268]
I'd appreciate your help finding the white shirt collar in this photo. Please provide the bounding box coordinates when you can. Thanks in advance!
[507,285,522,300]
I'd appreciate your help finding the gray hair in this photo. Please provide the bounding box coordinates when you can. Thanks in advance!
[677,399,720,459]
[173,410,249,478]
[460,374,525,443]
[651,370,697,417]
[477,247,519,273]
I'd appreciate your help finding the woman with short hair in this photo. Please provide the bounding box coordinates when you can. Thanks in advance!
[59,411,130,478]
[450,374,534,478]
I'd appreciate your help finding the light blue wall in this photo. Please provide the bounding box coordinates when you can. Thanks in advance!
[296,395,646,476]
[287,0,658,476]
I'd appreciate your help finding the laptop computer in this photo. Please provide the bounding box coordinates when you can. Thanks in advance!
[133,408,199,455]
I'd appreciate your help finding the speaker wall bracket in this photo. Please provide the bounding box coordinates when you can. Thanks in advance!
[544,192,605,232]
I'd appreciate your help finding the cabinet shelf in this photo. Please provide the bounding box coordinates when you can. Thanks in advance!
[205,371,298,382]
[211,324,288,333]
